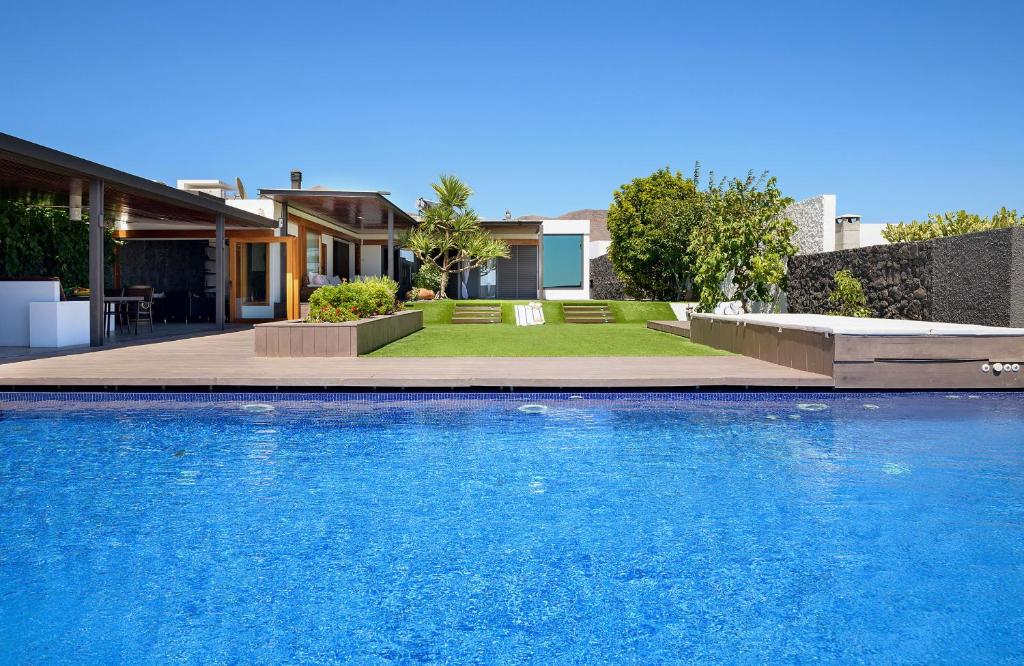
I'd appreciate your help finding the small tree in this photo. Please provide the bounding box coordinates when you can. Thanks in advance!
[606,167,701,301]
[690,172,795,312]
[403,175,509,299]
[828,269,871,317]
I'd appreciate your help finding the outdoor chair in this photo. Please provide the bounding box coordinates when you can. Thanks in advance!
[126,285,155,334]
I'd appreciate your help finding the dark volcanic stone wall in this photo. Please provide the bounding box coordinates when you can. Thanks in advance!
[788,242,932,320]
[119,240,206,292]
[931,227,1017,327]
[589,254,627,300]
[787,227,1024,326]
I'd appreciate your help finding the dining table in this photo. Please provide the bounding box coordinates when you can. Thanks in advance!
[103,295,144,336]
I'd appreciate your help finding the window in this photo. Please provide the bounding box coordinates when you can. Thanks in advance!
[478,259,497,299]
[305,230,320,276]
[542,235,583,288]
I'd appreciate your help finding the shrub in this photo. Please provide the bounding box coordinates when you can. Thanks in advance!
[305,276,398,322]
[882,208,1021,243]
[828,269,871,317]
[306,304,359,323]
[412,263,442,291]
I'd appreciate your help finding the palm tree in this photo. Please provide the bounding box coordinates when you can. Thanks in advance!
[404,175,509,299]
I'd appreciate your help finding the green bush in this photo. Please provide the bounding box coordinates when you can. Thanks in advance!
[828,269,871,317]
[306,276,399,322]
[882,208,1021,243]
[412,263,442,291]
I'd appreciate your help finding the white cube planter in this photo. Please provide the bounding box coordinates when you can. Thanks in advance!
[29,301,90,348]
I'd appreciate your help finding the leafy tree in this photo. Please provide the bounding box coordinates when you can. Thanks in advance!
[689,172,795,312]
[882,208,1022,243]
[403,175,509,299]
[828,269,871,317]
[606,167,701,300]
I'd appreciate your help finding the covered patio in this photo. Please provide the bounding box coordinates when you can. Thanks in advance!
[0,132,279,348]
[258,186,419,297]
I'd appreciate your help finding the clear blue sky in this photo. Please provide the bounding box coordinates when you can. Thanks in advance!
[3,0,1021,221]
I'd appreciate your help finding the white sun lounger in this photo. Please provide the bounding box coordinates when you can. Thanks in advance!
[515,303,545,326]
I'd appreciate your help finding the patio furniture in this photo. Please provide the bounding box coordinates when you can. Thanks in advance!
[125,285,155,333]
[103,295,144,336]
[514,303,545,326]
[104,287,125,334]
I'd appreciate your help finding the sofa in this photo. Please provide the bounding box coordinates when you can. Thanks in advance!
[300,273,343,302]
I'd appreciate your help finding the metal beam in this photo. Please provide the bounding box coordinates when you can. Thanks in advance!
[387,208,394,279]
[215,213,225,329]
[88,179,105,346]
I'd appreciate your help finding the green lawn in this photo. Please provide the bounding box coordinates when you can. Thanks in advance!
[368,300,730,357]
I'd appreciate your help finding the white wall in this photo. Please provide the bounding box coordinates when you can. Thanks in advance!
[360,245,382,277]
[859,223,890,247]
[322,233,334,275]
[590,239,611,258]
[542,219,591,300]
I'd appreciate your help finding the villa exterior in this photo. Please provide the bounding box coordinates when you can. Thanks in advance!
[118,171,593,324]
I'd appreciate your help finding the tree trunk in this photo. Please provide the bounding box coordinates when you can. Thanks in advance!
[436,269,449,299]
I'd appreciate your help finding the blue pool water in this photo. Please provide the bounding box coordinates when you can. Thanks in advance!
[1,392,1023,664]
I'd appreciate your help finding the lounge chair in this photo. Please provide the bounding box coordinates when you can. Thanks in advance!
[515,302,545,326]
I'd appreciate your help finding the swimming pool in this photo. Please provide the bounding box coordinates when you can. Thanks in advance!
[1,392,1022,662]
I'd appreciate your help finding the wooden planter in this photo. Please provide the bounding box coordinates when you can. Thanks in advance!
[254,310,422,357]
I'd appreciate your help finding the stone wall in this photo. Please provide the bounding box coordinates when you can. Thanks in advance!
[589,254,626,300]
[785,194,836,255]
[787,226,1024,326]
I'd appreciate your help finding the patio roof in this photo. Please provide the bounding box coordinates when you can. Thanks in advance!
[259,188,417,230]
[0,133,276,228]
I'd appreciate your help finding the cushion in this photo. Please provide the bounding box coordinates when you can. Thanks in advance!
[327,275,342,285]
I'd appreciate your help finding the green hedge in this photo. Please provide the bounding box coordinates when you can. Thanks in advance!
[0,199,116,292]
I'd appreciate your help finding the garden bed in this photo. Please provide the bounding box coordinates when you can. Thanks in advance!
[254,310,423,357]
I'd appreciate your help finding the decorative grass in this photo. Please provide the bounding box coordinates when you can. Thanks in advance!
[368,300,726,357]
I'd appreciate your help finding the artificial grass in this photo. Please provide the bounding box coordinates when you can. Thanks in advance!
[369,300,727,357]
[406,299,677,325]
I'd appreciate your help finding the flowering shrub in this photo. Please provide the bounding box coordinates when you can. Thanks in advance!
[305,276,399,323]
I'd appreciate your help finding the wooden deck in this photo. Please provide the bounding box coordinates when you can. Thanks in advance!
[0,329,833,389]
[647,320,691,338]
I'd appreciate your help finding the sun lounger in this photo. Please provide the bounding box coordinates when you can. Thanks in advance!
[515,302,545,326]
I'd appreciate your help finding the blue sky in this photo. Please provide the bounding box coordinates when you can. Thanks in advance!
[2,0,1021,221]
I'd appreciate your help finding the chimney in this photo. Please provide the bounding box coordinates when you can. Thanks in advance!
[290,169,302,190]
[835,213,862,250]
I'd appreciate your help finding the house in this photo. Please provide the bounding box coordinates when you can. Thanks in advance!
[449,217,591,300]
[154,171,592,323]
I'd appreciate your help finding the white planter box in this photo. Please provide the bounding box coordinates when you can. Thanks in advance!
[29,301,90,348]
[0,280,61,346]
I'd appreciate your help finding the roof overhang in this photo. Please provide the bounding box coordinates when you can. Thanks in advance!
[0,133,277,229]
[260,188,417,231]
